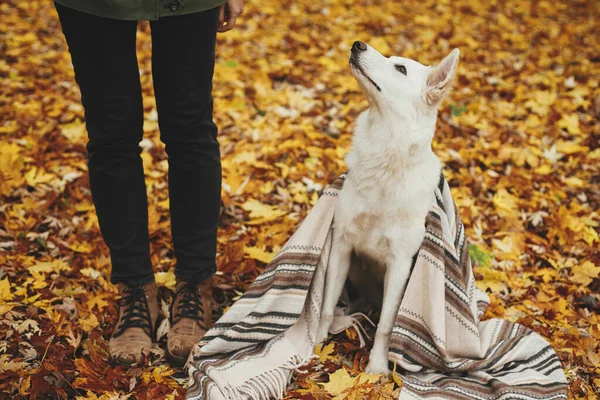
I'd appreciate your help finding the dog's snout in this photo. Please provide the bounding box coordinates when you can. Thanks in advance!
[352,41,367,52]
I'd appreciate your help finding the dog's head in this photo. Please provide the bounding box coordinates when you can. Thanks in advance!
[349,41,459,115]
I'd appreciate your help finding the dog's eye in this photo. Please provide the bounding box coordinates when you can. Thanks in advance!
[395,65,407,75]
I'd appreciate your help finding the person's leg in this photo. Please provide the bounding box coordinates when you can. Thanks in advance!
[150,8,222,285]
[149,7,221,367]
[55,3,153,286]
[55,3,158,365]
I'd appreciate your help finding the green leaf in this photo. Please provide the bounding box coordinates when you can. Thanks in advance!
[469,244,493,268]
[451,104,467,116]
[255,106,266,116]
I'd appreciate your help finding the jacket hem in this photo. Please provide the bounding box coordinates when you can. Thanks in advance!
[53,0,225,21]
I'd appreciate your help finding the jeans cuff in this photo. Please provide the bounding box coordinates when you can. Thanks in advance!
[110,272,156,286]
[175,263,216,284]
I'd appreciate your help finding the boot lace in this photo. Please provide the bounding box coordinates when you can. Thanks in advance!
[113,284,153,338]
[170,282,204,325]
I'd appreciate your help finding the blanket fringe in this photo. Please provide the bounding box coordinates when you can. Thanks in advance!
[330,312,376,348]
[225,354,307,400]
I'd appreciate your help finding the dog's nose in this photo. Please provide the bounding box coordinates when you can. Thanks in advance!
[352,41,367,52]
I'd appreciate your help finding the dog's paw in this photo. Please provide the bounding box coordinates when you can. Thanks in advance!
[365,359,390,376]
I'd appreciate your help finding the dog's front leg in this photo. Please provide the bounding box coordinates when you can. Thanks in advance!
[365,257,412,375]
[316,233,352,344]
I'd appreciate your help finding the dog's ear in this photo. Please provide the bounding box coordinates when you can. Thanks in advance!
[423,48,460,107]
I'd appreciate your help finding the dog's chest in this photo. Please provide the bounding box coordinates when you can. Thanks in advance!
[336,176,435,264]
[344,212,398,263]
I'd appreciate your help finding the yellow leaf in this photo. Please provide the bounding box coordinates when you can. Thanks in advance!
[85,213,99,231]
[0,278,13,301]
[61,121,87,142]
[310,191,319,205]
[25,293,42,304]
[557,113,580,135]
[346,327,357,340]
[318,56,343,73]
[274,162,289,179]
[555,140,588,155]
[19,375,30,396]
[75,391,100,400]
[75,202,95,212]
[498,147,538,167]
[551,297,574,318]
[0,355,28,373]
[525,91,556,116]
[0,142,25,195]
[29,260,70,275]
[295,377,325,395]
[369,37,393,55]
[556,206,586,234]
[336,146,349,160]
[492,233,525,257]
[492,189,518,216]
[260,181,274,194]
[87,296,109,312]
[0,304,14,316]
[583,226,599,245]
[564,176,584,187]
[155,270,176,289]
[536,268,557,284]
[0,120,18,134]
[80,267,103,279]
[29,263,54,275]
[241,199,287,224]
[163,390,179,400]
[503,306,526,322]
[244,246,277,264]
[354,372,381,385]
[24,166,55,186]
[141,151,153,172]
[79,312,99,332]
[315,342,336,363]
[475,266,508,293]
[321,368,356,396]
[141,366,175,384]
[571,261,600,286]
[534,164,552,175]
[392,362,403,388]
[29,270,48,290]
[68,242,93,253]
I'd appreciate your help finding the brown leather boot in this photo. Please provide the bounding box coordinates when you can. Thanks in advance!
[167,278,213,367]
[108,281,159,365]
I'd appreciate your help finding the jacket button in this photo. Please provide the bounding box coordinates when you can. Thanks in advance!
[169,2,180,11]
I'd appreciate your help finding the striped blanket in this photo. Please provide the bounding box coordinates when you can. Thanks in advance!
[186,173,567,400]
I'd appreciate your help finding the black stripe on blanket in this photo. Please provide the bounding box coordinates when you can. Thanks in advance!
[247,311,301,319]
[212,321,294,330]
[242,284,311,298]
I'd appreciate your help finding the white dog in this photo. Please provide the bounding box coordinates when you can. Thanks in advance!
[316,41,460,375]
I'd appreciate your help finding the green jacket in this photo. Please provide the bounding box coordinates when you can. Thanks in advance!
[54,0,225,20]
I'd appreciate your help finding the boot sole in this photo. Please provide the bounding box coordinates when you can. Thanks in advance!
[166,349,188,369]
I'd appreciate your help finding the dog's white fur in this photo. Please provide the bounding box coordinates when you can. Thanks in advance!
[317,43,460,375]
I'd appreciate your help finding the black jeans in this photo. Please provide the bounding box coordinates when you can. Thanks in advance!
[55,3,222,285]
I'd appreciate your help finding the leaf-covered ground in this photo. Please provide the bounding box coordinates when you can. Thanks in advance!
[1,0,599,398]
